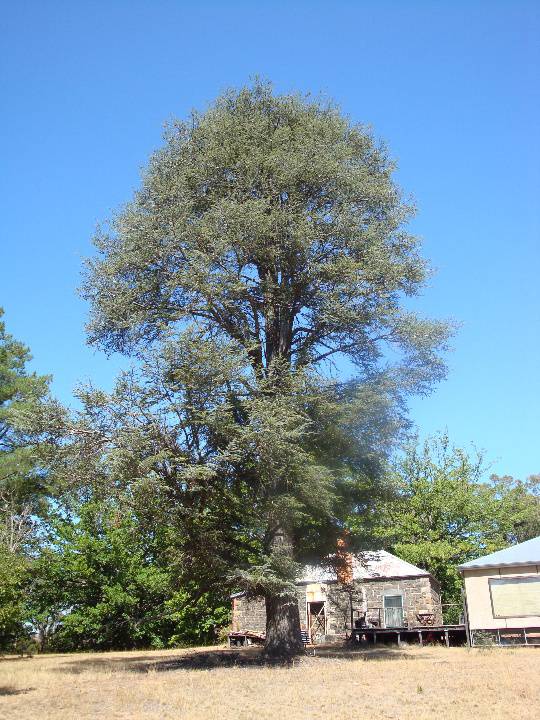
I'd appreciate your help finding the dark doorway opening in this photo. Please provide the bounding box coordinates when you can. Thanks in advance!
[308,601,326,643]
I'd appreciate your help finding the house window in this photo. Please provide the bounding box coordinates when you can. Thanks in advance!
[489,576,540,618]
[384,594,404,627]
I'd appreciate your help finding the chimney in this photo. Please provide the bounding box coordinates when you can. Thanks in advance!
[336,536,354,585]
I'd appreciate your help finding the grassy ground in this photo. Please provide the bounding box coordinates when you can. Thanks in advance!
[1,644,539,720]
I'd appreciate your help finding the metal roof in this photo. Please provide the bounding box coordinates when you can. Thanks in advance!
[459,536,540,570]
[230,551,433,599]
[299,550,431,584]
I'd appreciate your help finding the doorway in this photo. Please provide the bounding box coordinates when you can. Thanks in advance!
[308,601,326,643]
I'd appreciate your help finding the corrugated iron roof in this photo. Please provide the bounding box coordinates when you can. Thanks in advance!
[459,536,540,570]
[299,550,431,584]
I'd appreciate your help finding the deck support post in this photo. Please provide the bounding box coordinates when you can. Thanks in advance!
[350,624,466,647]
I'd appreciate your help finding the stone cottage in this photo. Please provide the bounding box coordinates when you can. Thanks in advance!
[231,551,442,643]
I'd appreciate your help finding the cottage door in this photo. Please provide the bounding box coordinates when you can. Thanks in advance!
[308,602,326,643]
[384,595,404,628]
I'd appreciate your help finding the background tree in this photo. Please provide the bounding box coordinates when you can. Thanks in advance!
[489,473,540,543]
[0,308,53,649]
[81,80,451,655]
[28,498,227,651]
[0,308,52,511]
[0,545,27,650]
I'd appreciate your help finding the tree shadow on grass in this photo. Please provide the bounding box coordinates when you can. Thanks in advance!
[53,644,429,675]
[0,686,34,696]
[313,643,435,661]
[55,647,288,674]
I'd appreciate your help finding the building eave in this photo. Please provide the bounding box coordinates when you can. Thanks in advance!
[459,561,540,572]
[361,573,435,585]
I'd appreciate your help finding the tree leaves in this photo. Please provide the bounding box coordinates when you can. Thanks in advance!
[82,80,451,389]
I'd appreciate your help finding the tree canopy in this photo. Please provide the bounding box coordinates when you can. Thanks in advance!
[83,81,449,386]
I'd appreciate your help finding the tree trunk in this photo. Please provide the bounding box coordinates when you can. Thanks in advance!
[264,591,304,658]
[263,525,304,658]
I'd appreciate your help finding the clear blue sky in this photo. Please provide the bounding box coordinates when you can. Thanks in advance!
[1,1,538,478]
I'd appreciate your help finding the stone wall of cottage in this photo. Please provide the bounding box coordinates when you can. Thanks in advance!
[326,584,364,636]
[296,584,308,628]
[232,585,309,634]
[362,576,442,628]
[231,596,266,633]
[325,576,442,637]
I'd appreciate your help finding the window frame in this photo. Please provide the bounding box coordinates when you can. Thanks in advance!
[489,575,540,619]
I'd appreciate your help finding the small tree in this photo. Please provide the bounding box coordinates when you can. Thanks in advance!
[82,81,450,655]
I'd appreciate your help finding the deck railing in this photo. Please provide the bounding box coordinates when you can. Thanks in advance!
[354,603,462,629]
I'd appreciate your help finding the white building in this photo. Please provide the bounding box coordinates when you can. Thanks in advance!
[459,536,540,645]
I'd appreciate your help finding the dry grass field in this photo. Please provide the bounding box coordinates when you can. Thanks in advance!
[1,644,539,720]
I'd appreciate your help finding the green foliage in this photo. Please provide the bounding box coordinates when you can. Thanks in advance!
[489,473,540,543]
[28,500,231,651]
[55,337,405,603]
[0,308,52,511]
[165,586,231,647]
[83,81,450,390]
[0,310,233,652]
[0,547,27,649]
[0,309,55,651]
[78,80,452,652]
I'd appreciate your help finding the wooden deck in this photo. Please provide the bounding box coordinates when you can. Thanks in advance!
[228,630,265,646]
[228,625,468,648]
[350,624,467,647]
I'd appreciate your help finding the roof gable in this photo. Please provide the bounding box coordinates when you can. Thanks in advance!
[354,550,431,580]
[459,536,540,570]
[299,550,431,584]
